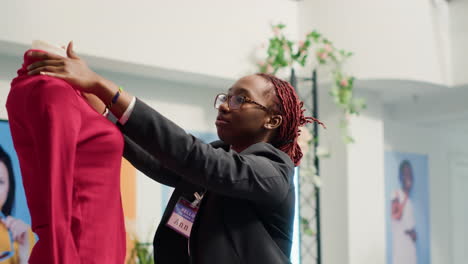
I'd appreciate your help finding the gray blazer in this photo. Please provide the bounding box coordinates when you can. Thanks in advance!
[120,98,295,264]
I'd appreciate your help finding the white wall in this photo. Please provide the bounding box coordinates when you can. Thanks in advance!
[317,81,350,264]
[384,121,468,264]
[0,80,10,120]
[347,91,386,264]
[449,0,468,86]
[0,54,24,119]
[318,86,386,264]
[298,0,447,85]
[319,77,466,264]
[0,0,299,80]
[3,0,461,86]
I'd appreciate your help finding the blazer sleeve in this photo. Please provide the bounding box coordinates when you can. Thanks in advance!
[119,98,295,206]
[26,79,81,263]
[122,134,181,187]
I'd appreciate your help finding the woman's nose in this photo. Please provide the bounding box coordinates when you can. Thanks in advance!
[218,100,230,112]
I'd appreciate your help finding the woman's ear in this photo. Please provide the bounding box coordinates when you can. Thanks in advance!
[264,114,283,130]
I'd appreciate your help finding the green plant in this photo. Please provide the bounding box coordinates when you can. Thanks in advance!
[257,24,367,240]
[127,240,154,264]
[257,24,366,143]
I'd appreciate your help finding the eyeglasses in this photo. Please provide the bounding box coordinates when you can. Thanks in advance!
[0,212,14,261]
[214,93,269,111]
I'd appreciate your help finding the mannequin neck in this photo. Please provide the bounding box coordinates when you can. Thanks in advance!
[31,40,66,57]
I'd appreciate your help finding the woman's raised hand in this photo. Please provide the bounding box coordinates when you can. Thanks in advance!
[27,41,103,95]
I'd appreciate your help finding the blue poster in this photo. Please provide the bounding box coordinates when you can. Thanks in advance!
[385,151,431,264]
[0,120,31,222]
[0,119,33,261]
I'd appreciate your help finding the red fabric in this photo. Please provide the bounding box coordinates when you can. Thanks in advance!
[6,50,126,264]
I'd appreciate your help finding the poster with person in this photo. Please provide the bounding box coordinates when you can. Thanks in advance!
[385,151,431,264]
[0,119,35,263]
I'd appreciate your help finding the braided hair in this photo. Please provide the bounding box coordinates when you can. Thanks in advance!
[256,73,325,166]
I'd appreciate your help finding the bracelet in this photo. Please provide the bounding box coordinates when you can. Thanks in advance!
[107,86,123,109]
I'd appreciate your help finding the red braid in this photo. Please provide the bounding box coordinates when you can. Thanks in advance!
[256,73,325,166]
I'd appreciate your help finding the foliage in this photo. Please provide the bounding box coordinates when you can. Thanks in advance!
[256,24,366,142]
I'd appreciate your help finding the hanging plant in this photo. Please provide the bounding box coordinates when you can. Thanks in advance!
[256,24,366,143]
[256,24,366,240]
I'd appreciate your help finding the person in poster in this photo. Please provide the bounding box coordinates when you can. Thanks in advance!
[0,145,35,264]
[391,160,417,264]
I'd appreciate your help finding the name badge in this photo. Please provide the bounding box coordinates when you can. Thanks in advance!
[166,197,199,238]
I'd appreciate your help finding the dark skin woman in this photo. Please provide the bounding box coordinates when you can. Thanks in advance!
[26,42,324,264]
[391,160,417,242]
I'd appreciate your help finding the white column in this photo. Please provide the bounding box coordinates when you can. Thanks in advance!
[347,91,386,264]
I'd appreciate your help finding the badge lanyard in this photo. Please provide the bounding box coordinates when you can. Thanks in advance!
[166,190,206,239]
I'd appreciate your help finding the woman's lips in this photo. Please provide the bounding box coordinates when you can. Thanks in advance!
[215,117,230,126]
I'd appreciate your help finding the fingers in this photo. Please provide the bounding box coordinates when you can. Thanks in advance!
[67,41,79,59]
[28,65,64,76]
[27,50,63,60]
[3,217,19,239]
[3,216,13,228]
[39,71,68,80]
[27,59,65,71]
[10,222,21,240]
[3,217,28,241]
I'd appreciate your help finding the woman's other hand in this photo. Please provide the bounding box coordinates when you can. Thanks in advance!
[405,229,417,242]
[28,41,133,119]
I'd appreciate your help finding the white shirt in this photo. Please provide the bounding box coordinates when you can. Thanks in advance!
[118,96,136,125]
[391,189,417,264]
[104,96,136,125]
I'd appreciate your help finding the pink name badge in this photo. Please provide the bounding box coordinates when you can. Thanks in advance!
[166,197,199,238]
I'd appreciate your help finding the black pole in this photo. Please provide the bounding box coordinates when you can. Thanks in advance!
[311,69,322,264]
[290,68,297,89]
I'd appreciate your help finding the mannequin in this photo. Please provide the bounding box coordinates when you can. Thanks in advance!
[6,41,126,264]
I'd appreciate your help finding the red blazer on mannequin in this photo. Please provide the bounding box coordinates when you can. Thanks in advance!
[6,50,126,264]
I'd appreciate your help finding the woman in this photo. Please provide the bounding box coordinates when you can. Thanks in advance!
[27,42,324,264]
[0,146,35,264]
[391,160,417,264]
